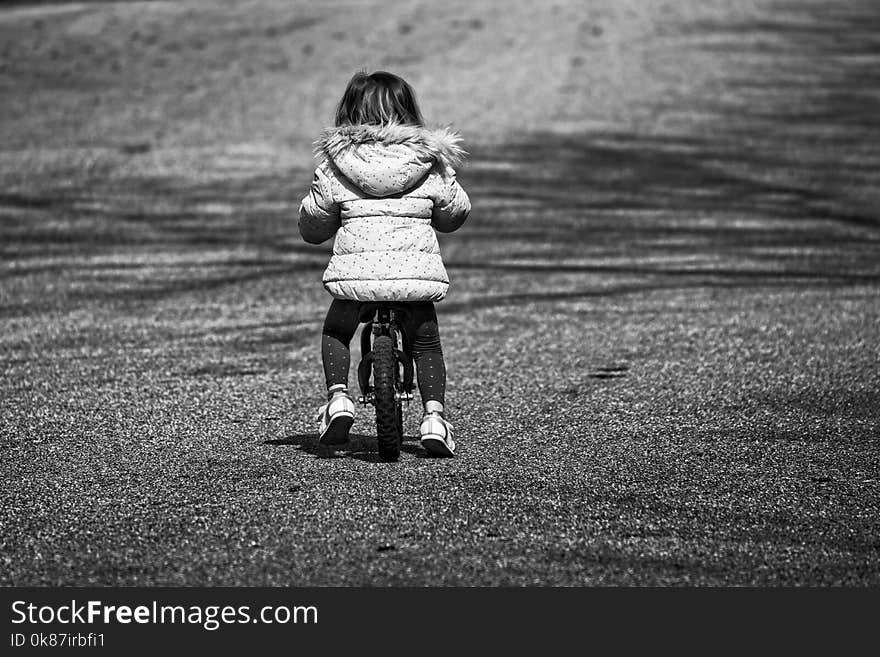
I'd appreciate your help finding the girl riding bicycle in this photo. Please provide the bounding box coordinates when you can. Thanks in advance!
[298,71,471,456]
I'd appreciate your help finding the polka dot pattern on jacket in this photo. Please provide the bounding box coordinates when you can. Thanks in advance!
[299,123,471,303]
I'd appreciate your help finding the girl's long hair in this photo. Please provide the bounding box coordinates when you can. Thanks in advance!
[334,71,424,127]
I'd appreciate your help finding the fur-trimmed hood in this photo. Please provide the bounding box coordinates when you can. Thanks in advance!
[313,123,467,198]
[315,123,467,169]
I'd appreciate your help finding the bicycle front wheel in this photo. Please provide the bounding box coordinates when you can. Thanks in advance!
[372,334,402,462]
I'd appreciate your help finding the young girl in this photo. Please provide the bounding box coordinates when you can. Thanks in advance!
[299,71,471,457]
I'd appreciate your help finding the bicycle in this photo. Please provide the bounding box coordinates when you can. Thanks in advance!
[355,303,415,462]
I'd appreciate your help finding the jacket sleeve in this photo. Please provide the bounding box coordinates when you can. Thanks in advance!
[429,167,471,234]
[298,165,341,244]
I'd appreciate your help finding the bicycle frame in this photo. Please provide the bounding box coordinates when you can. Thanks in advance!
[356,306,415,407]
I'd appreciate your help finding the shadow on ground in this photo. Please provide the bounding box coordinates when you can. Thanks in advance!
[266,433,427,462]
[3,119,878,320]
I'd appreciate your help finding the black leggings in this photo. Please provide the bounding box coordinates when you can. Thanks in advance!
[321,299,446,405]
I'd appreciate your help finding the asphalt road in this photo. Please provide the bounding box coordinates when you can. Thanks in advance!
[1,1,879,585]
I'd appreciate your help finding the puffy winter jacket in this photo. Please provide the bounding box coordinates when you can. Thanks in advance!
[299,123,471,302]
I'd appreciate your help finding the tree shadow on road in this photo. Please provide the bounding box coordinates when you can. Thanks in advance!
[4,14,880,323]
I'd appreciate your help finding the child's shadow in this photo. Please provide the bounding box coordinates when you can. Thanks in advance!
[265,433,425,462]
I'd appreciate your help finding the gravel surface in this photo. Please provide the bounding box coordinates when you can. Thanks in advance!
[1,0,878,585]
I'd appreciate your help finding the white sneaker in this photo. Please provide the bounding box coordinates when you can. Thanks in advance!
[420,412,456,457]
[317,391,355,445]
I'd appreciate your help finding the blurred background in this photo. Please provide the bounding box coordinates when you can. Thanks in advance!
[1,0,878,585]
[2,0,878,282]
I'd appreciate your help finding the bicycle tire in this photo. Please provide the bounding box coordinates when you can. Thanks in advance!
[372,334,401,462]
